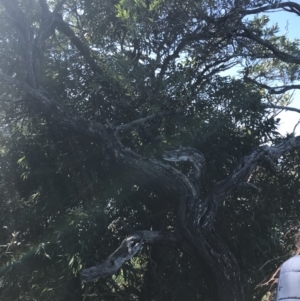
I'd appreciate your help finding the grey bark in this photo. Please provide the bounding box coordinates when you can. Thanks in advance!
[1,1,300,301]
[81,231,178,283]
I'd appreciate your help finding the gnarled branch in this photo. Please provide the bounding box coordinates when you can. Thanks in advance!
[199,137,300,229]
[80,231,177,283]
[163,147,206,182]
[81,234,143,283]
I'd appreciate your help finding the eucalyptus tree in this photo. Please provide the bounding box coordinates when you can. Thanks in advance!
[0,1,300,301]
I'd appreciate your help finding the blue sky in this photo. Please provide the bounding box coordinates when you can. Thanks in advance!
[262,10,300,135]
[222,10,300,135]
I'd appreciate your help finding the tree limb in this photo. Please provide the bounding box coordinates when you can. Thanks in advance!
[115,112,171,132]
[244,76,300,95]
[263,104,300,114]
[0,71,122,152]
[255,267,280,290]
[55,18,105,77]
[1,0,37,86]
[199,137,300,229]
[54,15,124,94]
[163,147,205,182]
[2,70,300,300]
[81,234,143,283]
[241,2,300,16]
[241,26,300,65]
[53,0,67,14]
[80,231,177,283]
[0,0,64,88]
[39,0,50,14]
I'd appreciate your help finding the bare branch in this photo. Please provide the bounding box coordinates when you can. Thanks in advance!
[159,38,190,78]
[0,0,37,86]
[265,85,300,95]
[54,15,124,94]
[241,2,300,16]
[0,71,117,144]
[191,57,238,91]
[218,136,300,193]
[293,119,300,134]
[1,0,61,88]
[199,136,300,229]
[81,234,143,283]
[237,182,261,191]
[263,104,300,114]
[0,71,52,106]
[135,230,177,245]
[115,112,171,131]
[255,267,280,290]
[241,27,300,65]
[163,147,206,182]
[244,76,300,94]
[53,0,67,14]
[80,231,177,283]
[36,2,61,56]
[55,18,105,77]
[158,33,230,78]
[39,0,50,14]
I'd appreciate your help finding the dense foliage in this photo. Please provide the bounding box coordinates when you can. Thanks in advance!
[0,0,300,300]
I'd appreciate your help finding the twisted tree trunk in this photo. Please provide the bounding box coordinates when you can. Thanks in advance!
[1,1,300,300]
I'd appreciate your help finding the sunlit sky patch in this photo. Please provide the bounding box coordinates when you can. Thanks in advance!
[267,10,300,135]
[222,10,300,135]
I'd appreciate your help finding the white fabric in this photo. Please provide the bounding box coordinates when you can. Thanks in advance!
[276,255,300,301]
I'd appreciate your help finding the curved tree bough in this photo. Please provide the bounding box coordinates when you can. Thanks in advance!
[80,231,178,283]
[80,139,300,300]
[1,1,300,301]
[81,234,144,283]
[163,147,206,182]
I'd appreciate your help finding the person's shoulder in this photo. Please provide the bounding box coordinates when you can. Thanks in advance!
[281,255,300,273]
